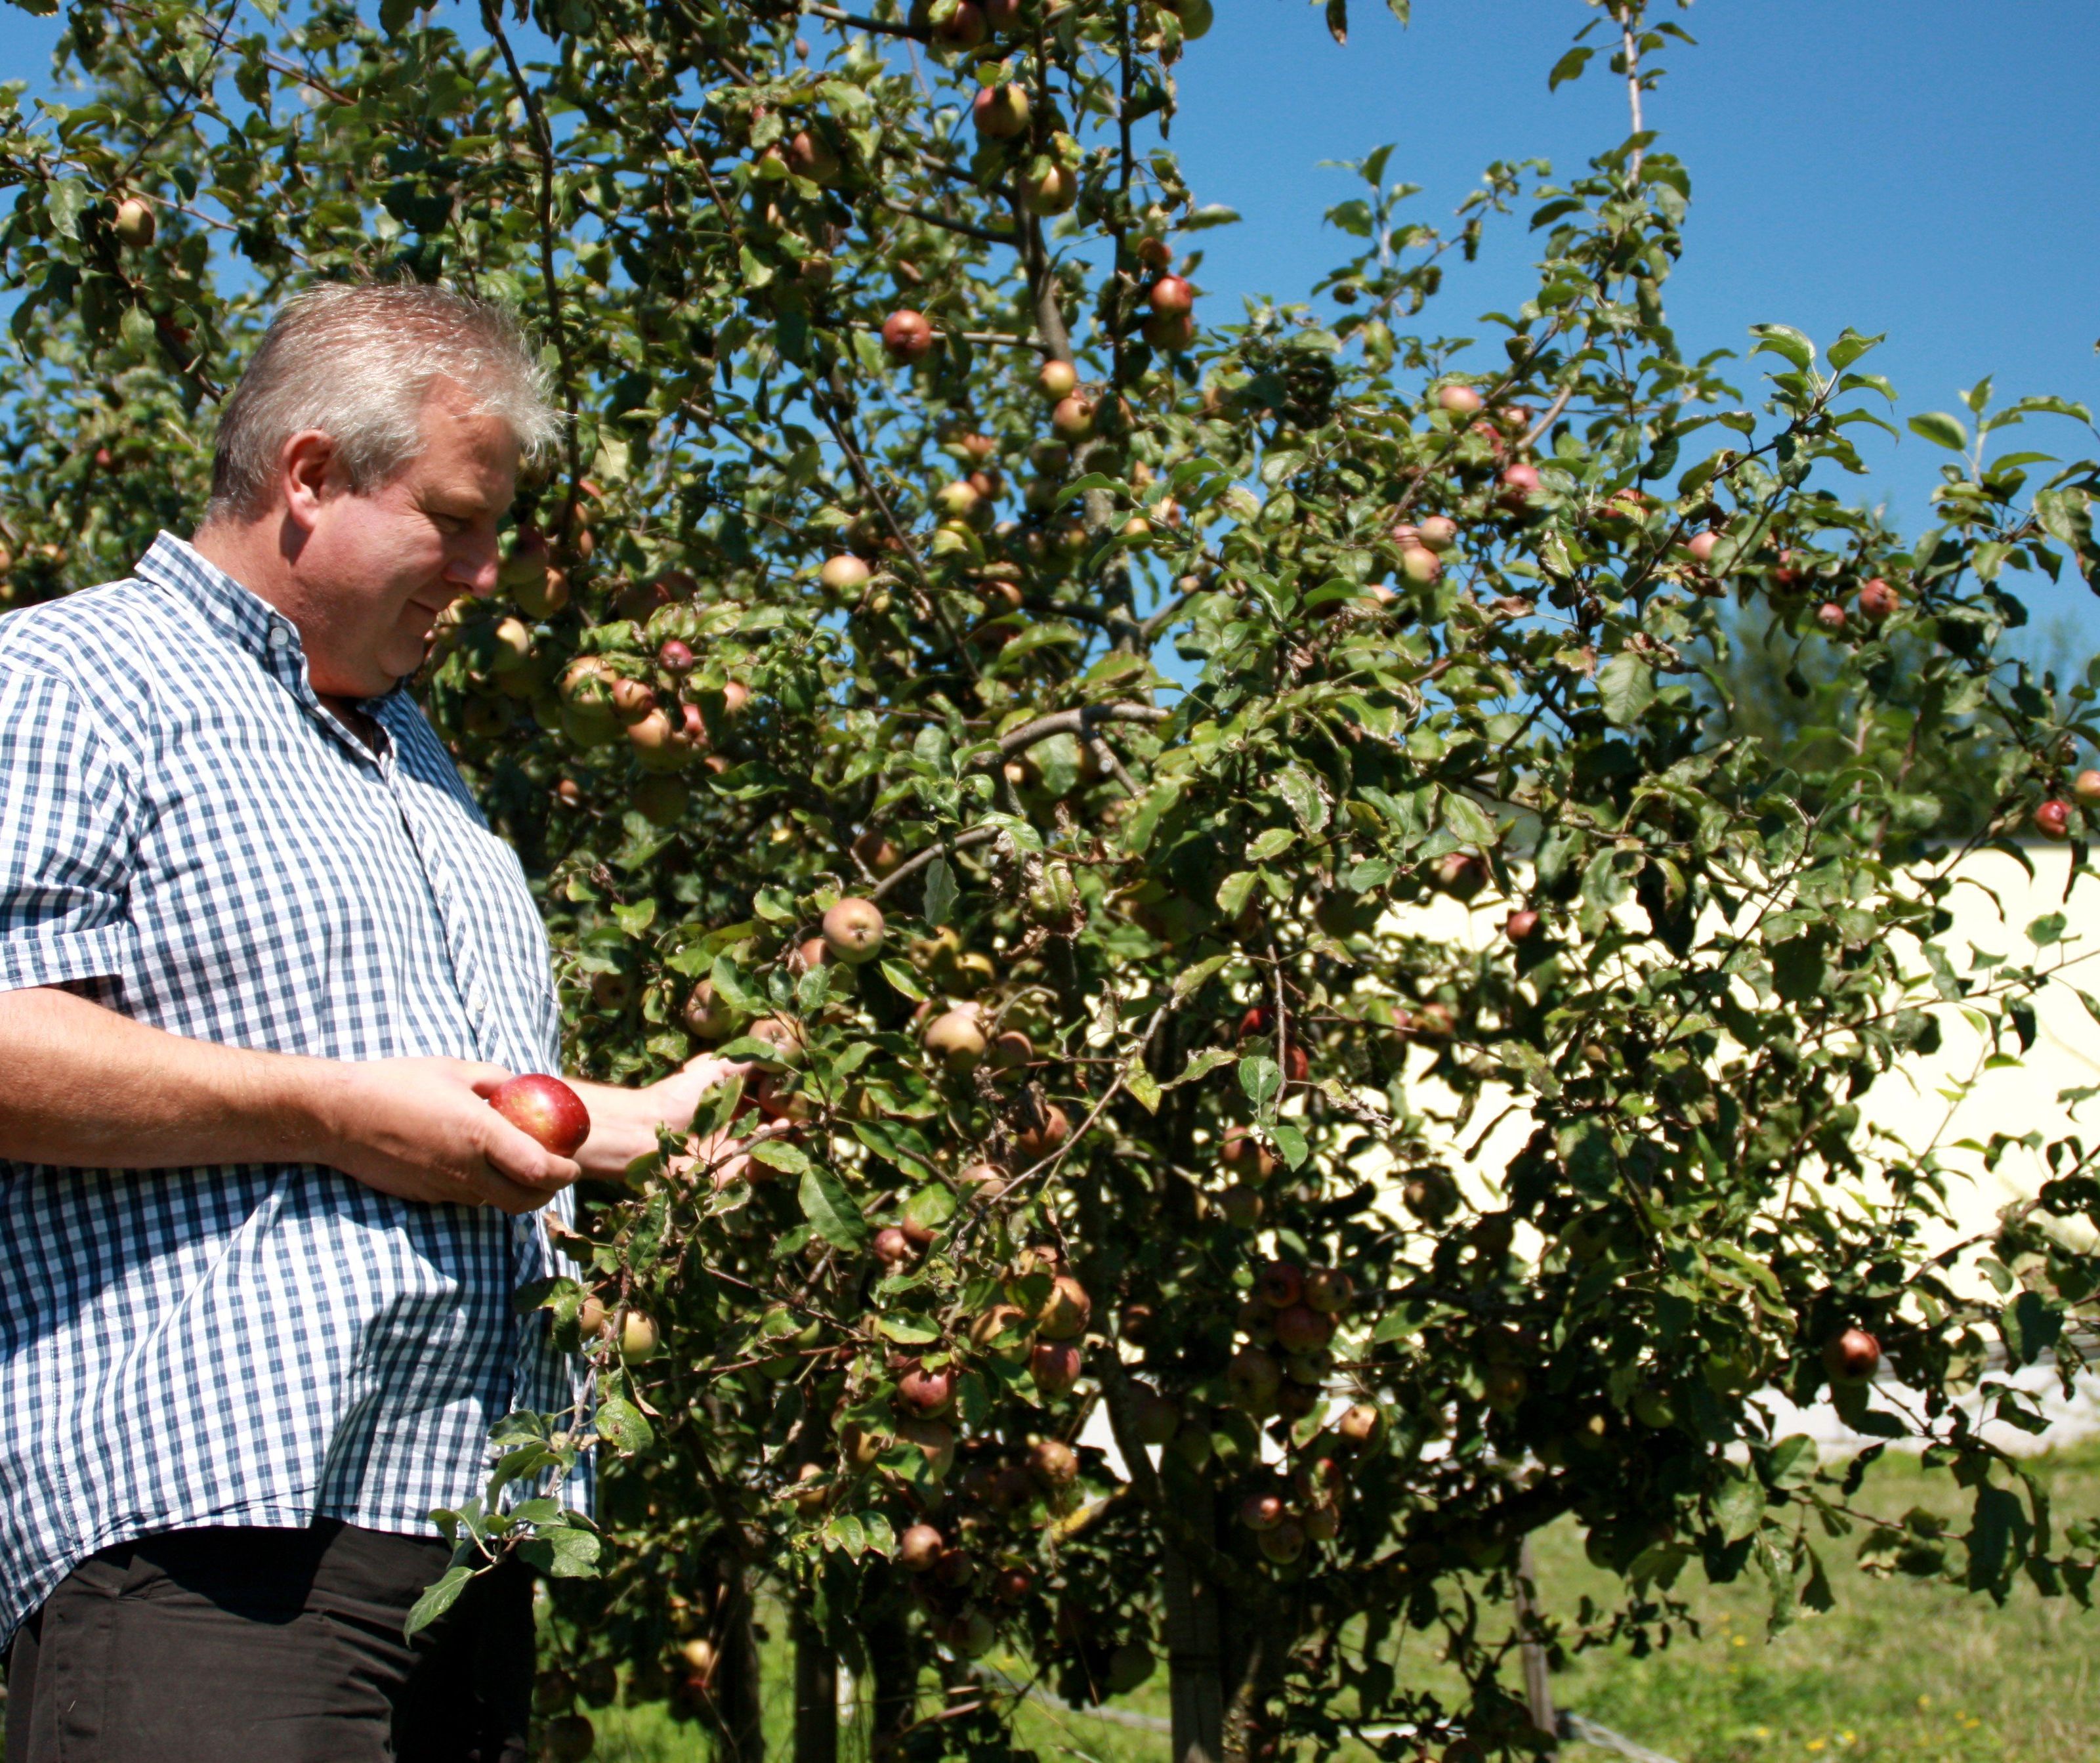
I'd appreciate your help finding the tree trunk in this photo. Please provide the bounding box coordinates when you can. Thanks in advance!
[715,1559,766,1763]
[793,1599,839,1763]
[1163,1495,1225,1763]
[1516,1535,1558,1751]
[864,1604,918,1760]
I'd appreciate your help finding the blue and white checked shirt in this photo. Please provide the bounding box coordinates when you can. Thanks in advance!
[0,533,581,1643]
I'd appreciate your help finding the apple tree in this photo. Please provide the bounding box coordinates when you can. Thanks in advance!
[6,1,2100,1760]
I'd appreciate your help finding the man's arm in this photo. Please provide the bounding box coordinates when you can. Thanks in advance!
[0,986,579,1214]
[568,1054,751,1183]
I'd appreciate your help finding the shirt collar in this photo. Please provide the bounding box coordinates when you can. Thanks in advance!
[135,530,301,666]
[134,531,407,760]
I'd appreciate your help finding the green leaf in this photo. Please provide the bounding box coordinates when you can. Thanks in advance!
[518,1523,602,1579]
[879,958,928,1002]
[1238,1054,1282,1117]
[1826,329,1884,372]
[43,179,91,242]
[1274,765,1330,835]
[403,1562,476,1640]
[1547,46,1593,89]
[1124,1061,1162,1114]
[596,1394,653,1455]
[1167,1046,1237,1089]
[751,1139,812,1174]
[800,1166,871,1250]
[923,855,957,927]
[1216,869,1260,918]
[1908,411,1969,452]
[1440,790,1496,847]
[1714,1469,1765,1542]
[877,1312,941,1344]
[1748,324,1814,370]
[1597,652,1655,726]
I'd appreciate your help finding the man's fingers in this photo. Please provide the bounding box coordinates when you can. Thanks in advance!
[468,1164,566,1214]
[464,1063,519,1099]
[480,1111,581,1190]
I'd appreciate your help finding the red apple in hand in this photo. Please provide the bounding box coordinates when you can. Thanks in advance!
[488,1074,591,1157]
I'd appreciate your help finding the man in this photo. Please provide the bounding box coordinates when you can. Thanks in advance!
[0,283,727,1759]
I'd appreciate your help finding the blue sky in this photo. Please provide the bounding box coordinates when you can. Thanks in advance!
[4,0,2095,654]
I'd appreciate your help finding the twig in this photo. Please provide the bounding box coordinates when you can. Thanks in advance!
[868,824,1001,904]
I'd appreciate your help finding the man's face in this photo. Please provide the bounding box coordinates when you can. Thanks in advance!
[295,379,520,699]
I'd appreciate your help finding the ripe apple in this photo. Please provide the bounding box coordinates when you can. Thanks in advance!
[973,83,1030,138]
[113,195,156,248]
[1020,162,1078,216]
[1148,274,1194,318]
[899,1523,944,1572]
[933,0,987,48]
[1272,1304,1334,1355]
[1226,1346,1281,1411]
[1685,530,1721,564]
[1498,462,1541,509]
[896,1362,955,1417]
[987,1030,1033,1076]
[873,1226,915,1267]
[1221,1129,1278,1185]
[895,1418,956,1481]
[970,1303,1032,1360]
[1399,544,1442,585]
[1239,1492,1284,1533]
[882,308,936,363]
[488,1074,591,1157]
[1033,1273,1091,1341]
[1029,1437,1079,1489]
[959,1162,1009,1202]
[609,677,656,726]
[1431,851,1487,900]
[1031,1337,1082,1394]
[2072,769,2100,806]
[1505,908,1540,943]
[1039,358,1079,400]
[1051,394,1096,442]
[1436,384,1484,417]
[1822,1325,1881,1384]
[1254,1262,1303,1308]
[1303,1267,1354,1315]
[657,639,696,677]
[1012,1104,1070,1162]
[747,1016,807,1066]
[682,980,742,1040]
[620,1310,660,1363]
[924,1007,987,1072]
[1143,310,1196,352]
[785,129,838,183]
[1815,601,1847,633]
[1173,0,1213,35]
[1302,1500,1340,1542]
[821,897,886,964]
[1257,1518,1305,1565]
[1129,1383,1181,1445]
[1416,514,1459,553]
[1857,576,1899,622]
[821,554,872,593]
[1334,1402,1382,1447]
[516,565,567,620]
[578,1293,609,1336]
[2036,798,2072,840]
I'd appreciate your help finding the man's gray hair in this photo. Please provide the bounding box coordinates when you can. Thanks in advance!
[205,282,562,523]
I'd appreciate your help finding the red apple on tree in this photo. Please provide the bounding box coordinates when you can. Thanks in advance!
[881,308,936,363]
[1822,1326,1881,1384]
[488,1074,591,1157]
[972,83,1030,138]
[2036,798,2072,840]
[821,897,886,964]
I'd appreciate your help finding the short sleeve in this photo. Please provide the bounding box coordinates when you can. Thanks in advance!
[0,660,139,992]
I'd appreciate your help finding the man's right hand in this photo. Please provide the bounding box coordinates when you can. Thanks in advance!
[308,1057,582,1214]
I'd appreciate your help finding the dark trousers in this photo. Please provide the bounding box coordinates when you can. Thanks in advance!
[3,1521,532,1762]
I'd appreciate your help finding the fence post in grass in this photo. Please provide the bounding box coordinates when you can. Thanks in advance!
[1163,1495,1225,1763]
[1516,1535,1557,1751]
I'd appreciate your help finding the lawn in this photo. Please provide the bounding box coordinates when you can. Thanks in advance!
[581,1441,2100,1763]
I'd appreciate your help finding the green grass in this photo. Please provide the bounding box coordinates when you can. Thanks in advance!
[578,1444,2100,1761]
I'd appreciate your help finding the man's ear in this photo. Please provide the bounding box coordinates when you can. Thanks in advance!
[279,429,341,536]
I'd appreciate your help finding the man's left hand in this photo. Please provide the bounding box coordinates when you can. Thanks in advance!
[566,1053,751,1182]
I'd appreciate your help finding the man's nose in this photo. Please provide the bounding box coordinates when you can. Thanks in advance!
[450,536,502,599]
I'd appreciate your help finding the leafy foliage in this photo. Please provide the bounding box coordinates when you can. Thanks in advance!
[5,2,2100,1760]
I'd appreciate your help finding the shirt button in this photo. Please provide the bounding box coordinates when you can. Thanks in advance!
[267,626,290,650]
